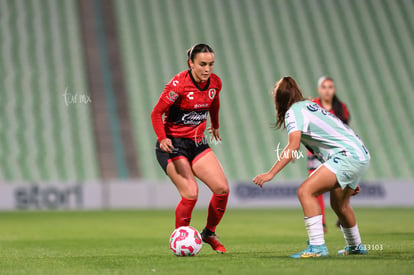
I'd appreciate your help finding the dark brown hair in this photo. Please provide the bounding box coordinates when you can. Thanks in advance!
[186,43,214,68]
[273,76,305,129]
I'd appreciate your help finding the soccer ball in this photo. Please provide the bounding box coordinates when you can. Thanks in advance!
[169,226,203,256]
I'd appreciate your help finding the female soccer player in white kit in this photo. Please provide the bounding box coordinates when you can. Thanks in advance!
[253,76,370,258]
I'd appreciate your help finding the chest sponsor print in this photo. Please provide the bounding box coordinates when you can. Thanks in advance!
[182,111,208,125]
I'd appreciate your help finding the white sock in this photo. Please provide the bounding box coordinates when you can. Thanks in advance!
[304,215,325,245]
[341,224,362,246]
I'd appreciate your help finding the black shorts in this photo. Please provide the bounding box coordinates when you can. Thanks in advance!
[155,137,211,173]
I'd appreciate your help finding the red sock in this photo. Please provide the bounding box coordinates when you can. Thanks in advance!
[175,197,197,228]
[206,193,229,232]
[317,194,325,225]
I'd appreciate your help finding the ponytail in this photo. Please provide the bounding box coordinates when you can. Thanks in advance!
[332,95,348,124]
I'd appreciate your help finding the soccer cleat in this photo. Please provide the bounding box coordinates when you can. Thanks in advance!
[200,228,226,253]
[338,244,368,256]
[290,244,329,258]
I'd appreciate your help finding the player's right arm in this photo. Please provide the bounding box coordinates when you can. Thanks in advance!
[253,106,305,187]
[253,131,302,187]
[151,76,181,153]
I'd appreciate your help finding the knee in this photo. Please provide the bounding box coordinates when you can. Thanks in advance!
[182,182,199,200]
[214,186,229,195]
[331,202,351,215]
[297,185,308,201]
[182,191,198,200]
[338,204,352,215]
[297,185,320,201]
[213,181,229,195]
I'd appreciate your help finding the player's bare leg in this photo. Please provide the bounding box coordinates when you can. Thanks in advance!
[297,166,337,217]
[309,169,327,233]
[330,186,356,228]
[192,150,229,253]
[166,158,199,228]
[291,166,337,258]
[330,186,367,255]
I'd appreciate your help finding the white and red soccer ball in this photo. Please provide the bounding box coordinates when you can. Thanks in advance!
[169,226,203,256]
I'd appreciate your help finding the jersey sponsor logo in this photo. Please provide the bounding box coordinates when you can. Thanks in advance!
[182,111,208,125]
[167,91,179,102]
[187,92,194,100]
[307,102,336,119]
[172,80,179,86]
[306,103,319,112]
[167,106,208,126]
[208,88,216,100]
[194,103,208,109]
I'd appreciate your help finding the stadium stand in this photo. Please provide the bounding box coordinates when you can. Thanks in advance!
[0,0,98,181]
[0,0,413,182]
[115,0,414,180]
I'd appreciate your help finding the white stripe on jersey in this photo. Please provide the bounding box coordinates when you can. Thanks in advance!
[303,110,368,161]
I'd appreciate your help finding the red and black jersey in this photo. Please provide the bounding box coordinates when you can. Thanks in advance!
[312,98,350,122]
[151,70,222,143]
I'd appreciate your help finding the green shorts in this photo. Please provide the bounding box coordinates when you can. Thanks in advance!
[323,152,370,190]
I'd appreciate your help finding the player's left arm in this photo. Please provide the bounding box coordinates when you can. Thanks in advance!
[253,131,301,187]
[208,95,221,141]
[208,77,222,141]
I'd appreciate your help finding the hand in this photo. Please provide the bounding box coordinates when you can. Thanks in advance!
[351,185,361,196]
[253,172,274,188]
[160,138,174,153]
[208,127,222,142]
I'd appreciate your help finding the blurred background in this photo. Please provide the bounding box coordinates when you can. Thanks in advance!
[0,0,413,210]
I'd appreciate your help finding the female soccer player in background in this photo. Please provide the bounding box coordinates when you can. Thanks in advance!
[151,44,228,253]
[253,77,370,258]
[308,76,350,232]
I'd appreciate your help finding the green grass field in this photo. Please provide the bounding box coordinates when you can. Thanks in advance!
[0,208,413,275]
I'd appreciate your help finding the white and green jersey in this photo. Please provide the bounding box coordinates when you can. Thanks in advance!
[285,100,370,162]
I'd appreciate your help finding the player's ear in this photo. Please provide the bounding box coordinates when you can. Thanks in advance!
[188,59,194,70]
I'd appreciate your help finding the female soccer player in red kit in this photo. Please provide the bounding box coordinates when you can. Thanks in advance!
[151,44,229,253]
[308,76,350,232]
